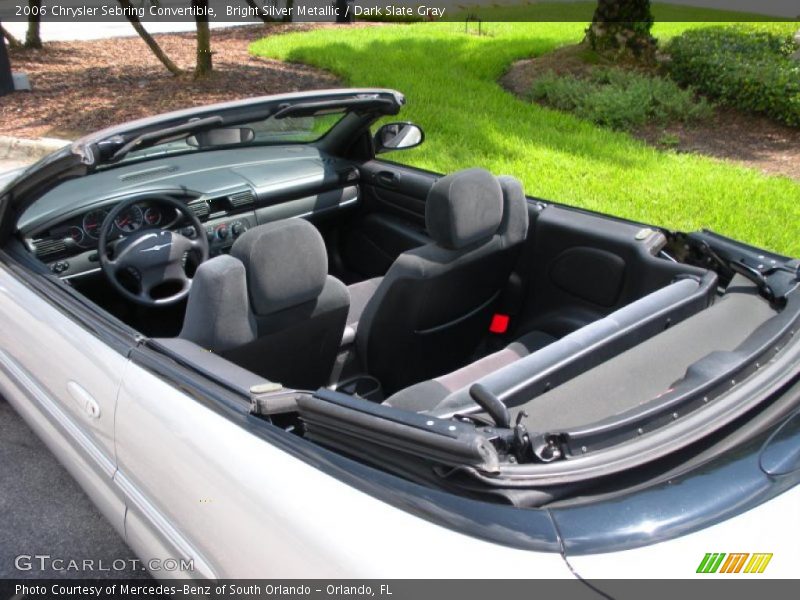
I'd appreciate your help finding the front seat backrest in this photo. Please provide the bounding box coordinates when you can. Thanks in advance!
[356,168,529,394]
[179,219,349,390]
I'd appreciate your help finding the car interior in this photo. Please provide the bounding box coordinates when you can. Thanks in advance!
[11,93,800,506]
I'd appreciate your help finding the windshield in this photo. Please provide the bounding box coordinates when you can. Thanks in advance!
[119,110,347,163]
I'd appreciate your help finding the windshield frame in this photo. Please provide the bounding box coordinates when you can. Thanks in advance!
[111,108,351,167]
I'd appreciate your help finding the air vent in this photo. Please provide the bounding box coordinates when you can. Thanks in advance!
[119,165,178,182]
[228,189,255,209]
[187,200,209,220]
[33,238,67,260]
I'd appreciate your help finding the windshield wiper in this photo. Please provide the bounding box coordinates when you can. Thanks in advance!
[105,115,225,163]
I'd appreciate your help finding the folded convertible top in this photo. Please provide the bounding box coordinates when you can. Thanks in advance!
[298,389,502,473]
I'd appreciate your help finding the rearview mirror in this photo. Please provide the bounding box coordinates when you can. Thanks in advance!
[373,122,424,154]
[186,127,255,148]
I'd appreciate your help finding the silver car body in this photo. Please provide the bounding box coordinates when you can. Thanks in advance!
[3,265,798,578]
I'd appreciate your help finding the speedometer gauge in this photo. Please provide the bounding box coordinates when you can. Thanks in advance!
[144,207,162,226]
[82,209,108,239]
[114,205,144,233]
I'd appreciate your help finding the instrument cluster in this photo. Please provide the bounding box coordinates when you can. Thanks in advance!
[53,201,180,249]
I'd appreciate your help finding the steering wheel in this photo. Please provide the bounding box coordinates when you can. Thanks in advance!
[98,195,209,307]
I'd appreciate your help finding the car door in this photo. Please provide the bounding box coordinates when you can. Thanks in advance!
[0,256,133,533]
[341,159,436,277]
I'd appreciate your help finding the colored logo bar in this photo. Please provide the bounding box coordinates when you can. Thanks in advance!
[696,553,773,574]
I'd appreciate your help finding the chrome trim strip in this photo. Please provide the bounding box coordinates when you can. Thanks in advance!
[61,267,101,280]
[297,196,359,219]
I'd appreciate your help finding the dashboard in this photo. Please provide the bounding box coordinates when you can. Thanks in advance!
[21,145,360,280]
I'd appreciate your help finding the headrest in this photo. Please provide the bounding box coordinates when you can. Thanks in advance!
[496,175,529,246]
[231,219,327,316]
[425,168,504,250]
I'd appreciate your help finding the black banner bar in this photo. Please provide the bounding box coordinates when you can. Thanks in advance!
[0,0,797,23]
[2,579,800,600]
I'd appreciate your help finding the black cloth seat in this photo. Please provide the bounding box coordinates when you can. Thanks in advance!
[345,169,530,394]
[179,218,349,390]
[383,330,556,413]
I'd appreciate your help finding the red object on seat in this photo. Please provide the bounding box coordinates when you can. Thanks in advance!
[489,313,510,334]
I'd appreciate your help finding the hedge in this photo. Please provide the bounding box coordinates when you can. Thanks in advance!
[666,25,800,127]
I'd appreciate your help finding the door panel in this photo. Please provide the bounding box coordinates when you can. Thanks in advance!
[342,160,437,278]
[516,205,705,338]
[368,185,427,224]
[361,159,437,215]
[342,213,430,278]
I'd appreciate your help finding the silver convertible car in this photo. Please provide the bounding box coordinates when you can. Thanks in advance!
[1,89,800,581]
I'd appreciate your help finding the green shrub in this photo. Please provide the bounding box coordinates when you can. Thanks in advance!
[529,67,712,130]
[666,25,800,127]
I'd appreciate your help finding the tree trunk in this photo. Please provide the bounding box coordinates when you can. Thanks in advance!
[193,0,213,79]
[117,0,183,76]
[335,0,351,23]
[25,0,42,49]
[1,23,22,49]
[0,21,14,96]
[585,0,656,60]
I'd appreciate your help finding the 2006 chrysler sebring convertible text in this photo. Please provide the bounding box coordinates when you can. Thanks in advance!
[0,89,799,580]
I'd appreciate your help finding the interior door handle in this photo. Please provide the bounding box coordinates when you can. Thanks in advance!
[67,381,101,419]
[375,171,399,188]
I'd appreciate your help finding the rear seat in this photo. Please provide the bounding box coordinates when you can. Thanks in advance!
[384,272,717,416]
[383,330,556,412]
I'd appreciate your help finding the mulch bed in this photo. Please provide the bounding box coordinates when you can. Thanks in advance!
[1,24,350,139]
[635,109,800,181]
[501,46,800,181]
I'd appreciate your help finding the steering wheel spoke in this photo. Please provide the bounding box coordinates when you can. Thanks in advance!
[97,195,210,307]
[189,237,207,253]
[136,261,191,304]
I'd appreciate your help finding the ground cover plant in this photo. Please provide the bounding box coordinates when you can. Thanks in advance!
[529,67,713,130]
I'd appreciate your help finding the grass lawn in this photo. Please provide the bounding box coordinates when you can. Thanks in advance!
[251,8,800,256]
